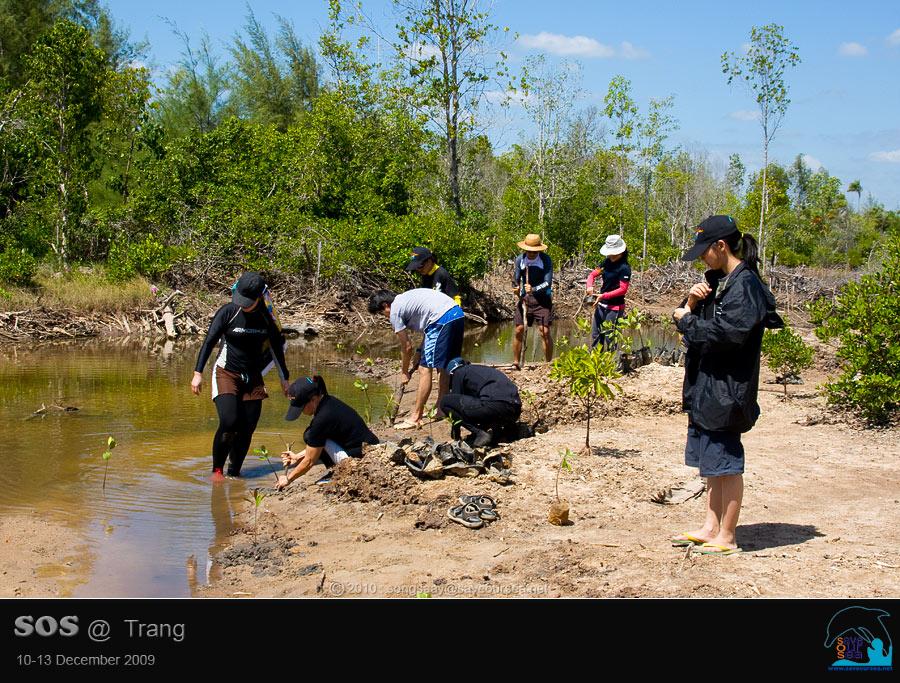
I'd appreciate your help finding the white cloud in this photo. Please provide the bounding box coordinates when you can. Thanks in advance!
[519,32,614,57]
[620,41,650,60]
[838,42,868,57]
[801,154,823,170]
[888,29,900,46]
[729,110,760,122]
[517,32,649,59]
[869,149,900,163]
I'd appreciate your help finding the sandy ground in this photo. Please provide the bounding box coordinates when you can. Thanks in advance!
[201,358,900,599]
[0,514,92,597]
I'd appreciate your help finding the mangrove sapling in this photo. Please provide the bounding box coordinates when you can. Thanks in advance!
[244,488,268,543]
[277,434,294,479]
[253,445,280,483]
[101,436,116,491]
[761,325,814,398]
[550,345,621,452]
[354,379,372,423]
[549,448,575,526]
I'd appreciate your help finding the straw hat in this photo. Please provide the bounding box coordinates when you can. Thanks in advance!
[517,233,548,252]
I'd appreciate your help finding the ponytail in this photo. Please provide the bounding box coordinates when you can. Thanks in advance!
[725,232,760,275]
[311,374,327,396]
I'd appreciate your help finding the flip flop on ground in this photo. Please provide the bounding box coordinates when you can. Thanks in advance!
[670,533,710,547]
[696,542,743,556]
[394,420,421,430]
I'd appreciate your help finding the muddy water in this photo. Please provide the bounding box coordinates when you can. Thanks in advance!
[0,320,679,597]
[0,338,389,597]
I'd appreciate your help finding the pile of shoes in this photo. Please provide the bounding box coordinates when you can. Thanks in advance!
[400,437,514,484]
[447,495,499,529]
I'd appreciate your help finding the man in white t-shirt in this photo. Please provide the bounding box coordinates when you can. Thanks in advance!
[368,288,465,427]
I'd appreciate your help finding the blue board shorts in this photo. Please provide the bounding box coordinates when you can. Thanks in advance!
[421,306,465,369]
[684,423,745,477]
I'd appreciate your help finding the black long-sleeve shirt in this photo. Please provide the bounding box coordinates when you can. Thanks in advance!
[450,364,521,406]
[194,304,289,380]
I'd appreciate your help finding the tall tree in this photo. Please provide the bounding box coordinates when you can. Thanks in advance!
[392,0,512,216]
[518,55,584,229]
[229,8,319,130]
[722,24,800,269]
[848,179,862,212]
[20,20,107,265]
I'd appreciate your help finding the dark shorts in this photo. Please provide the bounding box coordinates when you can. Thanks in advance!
[422,306,465,369]
[684,424,744,477]
[213,366,268,401]
[513,295,553,328]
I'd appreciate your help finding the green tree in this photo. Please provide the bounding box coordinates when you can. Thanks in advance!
[722,24,801,269]
[229,8,319,130]
[392,0,512,216]
[20,20,107,266]
[847,179,862,212]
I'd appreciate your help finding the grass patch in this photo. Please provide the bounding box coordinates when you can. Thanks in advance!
[1,265,155,314]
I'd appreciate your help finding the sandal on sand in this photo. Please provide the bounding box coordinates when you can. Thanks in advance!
[697,543,743,556]
[394,420,420,430]
[670,533,708,547]
[448,503,484,529]
[458,495,499,521]
[458,494,496,509]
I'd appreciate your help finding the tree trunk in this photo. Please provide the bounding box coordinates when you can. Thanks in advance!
[759,143,768,274]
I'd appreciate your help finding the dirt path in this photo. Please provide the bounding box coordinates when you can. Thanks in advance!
[202,361,900,599]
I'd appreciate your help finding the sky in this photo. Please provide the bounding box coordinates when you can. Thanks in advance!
[105,0,900,209]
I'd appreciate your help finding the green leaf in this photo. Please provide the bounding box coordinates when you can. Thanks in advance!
[107,436,117,449]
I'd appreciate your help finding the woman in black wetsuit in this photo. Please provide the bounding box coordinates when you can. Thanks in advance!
[191,272,290,479]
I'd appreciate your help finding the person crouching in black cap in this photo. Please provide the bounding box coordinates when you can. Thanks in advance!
[670,215,783,555]
[438,358,522,448]
[277,376,379,488]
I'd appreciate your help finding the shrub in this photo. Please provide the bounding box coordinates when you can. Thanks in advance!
[761,324,814,397]
[809,237,900,423]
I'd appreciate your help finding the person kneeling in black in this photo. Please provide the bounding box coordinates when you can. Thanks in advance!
[439,357,522,448]
[277,376,379,489]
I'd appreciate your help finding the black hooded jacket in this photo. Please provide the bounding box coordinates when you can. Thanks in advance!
[676,262,783,433]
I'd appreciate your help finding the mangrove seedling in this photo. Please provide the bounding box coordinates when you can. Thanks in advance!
[549,448,576,526]
[444,414,463,439]
[244,488,268,542]
[101,436,117,491]
[253,445,280,482]
[277,434,294,478]
[364,357,375,367]
[575,316,592,336]
[550,345,621,451]
[354,379,372,423]
[383,390,399,426]
[762,325,814,398]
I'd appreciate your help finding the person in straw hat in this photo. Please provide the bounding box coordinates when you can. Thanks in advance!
[586,234,631,350]
[511,233,554,367]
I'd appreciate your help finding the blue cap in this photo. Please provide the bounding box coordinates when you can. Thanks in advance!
[446,357,466,374]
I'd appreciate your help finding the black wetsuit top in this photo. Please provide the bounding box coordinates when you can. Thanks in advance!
[303,395,379,456]
[194,304,289,380]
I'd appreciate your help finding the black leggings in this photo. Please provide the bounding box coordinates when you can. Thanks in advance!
[212,395,263,474]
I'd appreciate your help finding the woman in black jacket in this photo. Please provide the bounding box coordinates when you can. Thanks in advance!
[670,216,783,555]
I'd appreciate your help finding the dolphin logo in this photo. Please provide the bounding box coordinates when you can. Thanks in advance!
[825,606,892,660]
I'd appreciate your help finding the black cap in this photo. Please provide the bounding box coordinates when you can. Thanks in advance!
[284,376,326,421]
[404,247,433,272]
[232,272,265,307]
[681,215,740,261]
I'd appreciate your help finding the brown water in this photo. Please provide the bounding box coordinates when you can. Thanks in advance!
[0,338,389,598]
[0,320,679,597]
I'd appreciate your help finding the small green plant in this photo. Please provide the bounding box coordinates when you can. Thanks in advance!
[354,379,372,422]
[762,325,814,398]
[600,319,632,354]
[354,344,365,356]
[383,390,399,425]
[253,445,281,482]
[575,316,591,335]
[444,414,463,438]
[101,436,116,491]
[555,335,569,348]
[426,405,437,437]
[550,345,621,450]
[277,434,294,478]
[244,488,268,542]
[364,357,375,367]
[624,309,648,349]
[556,448,575,502]
[335,342,346,351]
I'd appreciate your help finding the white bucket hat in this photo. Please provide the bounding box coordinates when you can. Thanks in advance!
[599,234,626,256]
